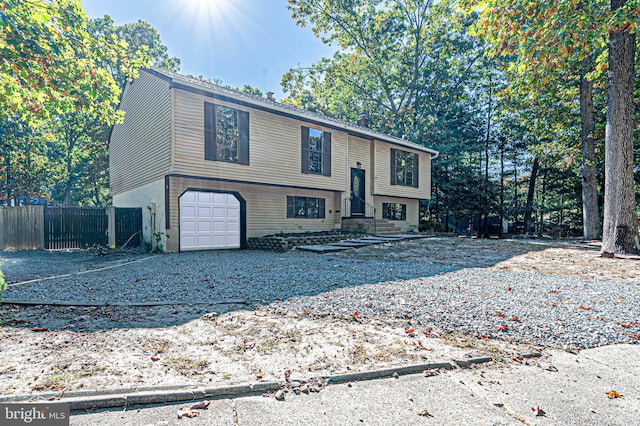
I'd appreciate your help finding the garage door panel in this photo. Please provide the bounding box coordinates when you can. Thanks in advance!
[180,191,242,251]
[197,192,212,203]
[212,207,226,218]
[197,221,211,231]
[182,220,196,232]
[182,191,197,203]
[181,206,196,218]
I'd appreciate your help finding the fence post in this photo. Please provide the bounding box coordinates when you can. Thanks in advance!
[106,206,116,248]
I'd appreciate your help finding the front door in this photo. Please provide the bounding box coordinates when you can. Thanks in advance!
[350,168,365,216]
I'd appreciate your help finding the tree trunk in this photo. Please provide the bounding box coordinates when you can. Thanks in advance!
[579,66,601,240]
[524,157,539,234]
[513,153,519,232]
[499,140,504,238]
[602,0,638,255]
[483,74,492,238]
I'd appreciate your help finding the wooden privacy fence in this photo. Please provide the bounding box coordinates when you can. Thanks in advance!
[0,206,45,250]
[44,207,108,249]
[0,206,142,250]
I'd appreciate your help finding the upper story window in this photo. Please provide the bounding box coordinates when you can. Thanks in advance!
[391,148,418,187]
[301,126,331,176]
[204,102,249,165]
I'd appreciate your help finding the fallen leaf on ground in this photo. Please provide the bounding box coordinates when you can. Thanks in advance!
[303,308,311,314]
[413,341,433,351]
[607,391,623,399]
[548,289,558,294]
[508,317,521,322]
[151,354,160,361]
[189,400,211,410]
[352,311,360,318]
[497,312,506,318]
[423,368,439,377]
[33,327,48,332]
[495,324,509,332]
[578,305,593,311]
[532,406,546,416]
[404,328,415,336]
[418,409,432,417]
[545,365,559,372]
[177,408,199,419]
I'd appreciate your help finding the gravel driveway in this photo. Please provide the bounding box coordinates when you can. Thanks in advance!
[1,238,639,349]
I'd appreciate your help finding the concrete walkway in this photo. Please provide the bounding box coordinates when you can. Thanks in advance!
[296,234,429,253]
[67,344,640,425]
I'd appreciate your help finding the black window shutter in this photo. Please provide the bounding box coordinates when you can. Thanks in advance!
[318,198,325,218]
[323,132,331,176]
[238,110,250,165]
[301,127,310,173]
[204,103,217,161]
[390,148,396,185]
[413,154,419,187]
[287,196,295,218]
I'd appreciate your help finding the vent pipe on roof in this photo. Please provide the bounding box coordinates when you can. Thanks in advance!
[266,91,275,102]
[356,112,370,128]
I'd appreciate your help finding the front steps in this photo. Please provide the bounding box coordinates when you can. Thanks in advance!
[341,217,404,236]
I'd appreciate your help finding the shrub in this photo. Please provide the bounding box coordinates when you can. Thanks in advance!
[419,220,445,232]
[0,269,5,303]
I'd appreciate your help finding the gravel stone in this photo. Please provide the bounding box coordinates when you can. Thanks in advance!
[1,246,638,350]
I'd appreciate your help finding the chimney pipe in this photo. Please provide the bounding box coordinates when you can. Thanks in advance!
[266,91,275,102]
[356,112,370,128]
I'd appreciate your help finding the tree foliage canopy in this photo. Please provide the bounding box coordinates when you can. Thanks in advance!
[0,0,147,124]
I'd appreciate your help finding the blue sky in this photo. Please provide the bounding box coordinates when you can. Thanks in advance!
[81,0,334,99]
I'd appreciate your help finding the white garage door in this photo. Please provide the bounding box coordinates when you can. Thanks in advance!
[179,191,241,251]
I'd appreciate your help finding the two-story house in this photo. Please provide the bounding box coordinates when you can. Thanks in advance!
[109,68,438,252]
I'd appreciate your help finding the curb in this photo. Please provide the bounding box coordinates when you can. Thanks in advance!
[1,298,250,307]
[0,354,543,411]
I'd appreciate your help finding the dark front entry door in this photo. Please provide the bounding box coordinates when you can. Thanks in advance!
[350,168,365,216]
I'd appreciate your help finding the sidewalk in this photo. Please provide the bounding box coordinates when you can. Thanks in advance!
[67,344,639,425]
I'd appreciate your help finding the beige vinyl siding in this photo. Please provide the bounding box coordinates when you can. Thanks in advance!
[374,195,419,232]
[112,178,166,248]
[346,135,373,197]
[373,140,431,199]
[166,176,342,252]
[110,71,172,195]
[172,89,347,191]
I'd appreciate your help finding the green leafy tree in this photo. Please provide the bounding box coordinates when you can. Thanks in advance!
[461,0,639,253]
[88,16,180,86]
[0,1,149,204]
[0,0,142,124]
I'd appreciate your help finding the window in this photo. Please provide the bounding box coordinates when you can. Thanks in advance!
[382,203,407,221]
[204,103,249,165]
[391,149,418,187]
[301,127,331,176]
[287,196,326,219]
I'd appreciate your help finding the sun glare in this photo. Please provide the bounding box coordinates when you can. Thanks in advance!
[174,0,261,62]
